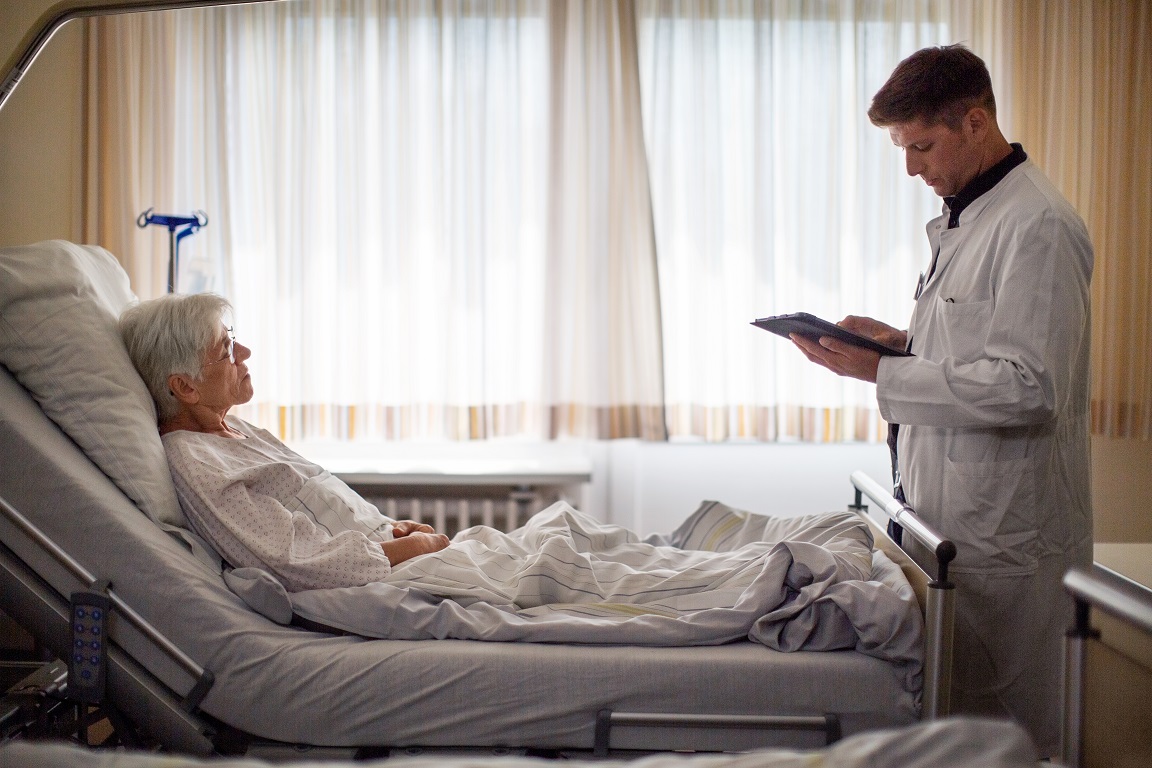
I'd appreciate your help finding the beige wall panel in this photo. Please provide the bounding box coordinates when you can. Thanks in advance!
[0,19,84,247]
[1092,437,1152,543]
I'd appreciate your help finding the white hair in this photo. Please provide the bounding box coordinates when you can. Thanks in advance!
[118,293,233,423]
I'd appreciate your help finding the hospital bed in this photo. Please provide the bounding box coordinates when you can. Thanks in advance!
[0,240,956,758]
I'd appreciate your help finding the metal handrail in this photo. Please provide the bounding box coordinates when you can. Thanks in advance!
[850,470,956,584]
[1060,564,1152,767]
[2,1,273,113]
[849,470,954,720]
[1064,564,1152,636]
[594,710,840,757]
[0,493,214,710]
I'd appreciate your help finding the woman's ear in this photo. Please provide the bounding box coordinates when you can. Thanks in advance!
[167,373,200,406]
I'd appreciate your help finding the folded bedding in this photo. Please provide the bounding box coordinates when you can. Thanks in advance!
[226,501,924,693]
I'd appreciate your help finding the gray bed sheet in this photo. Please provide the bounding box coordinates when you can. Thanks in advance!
[0,365,918,751]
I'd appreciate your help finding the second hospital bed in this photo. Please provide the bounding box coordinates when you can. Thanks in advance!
[0,241,957,758]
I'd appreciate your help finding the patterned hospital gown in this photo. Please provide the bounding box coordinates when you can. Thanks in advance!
[163,418,397,591]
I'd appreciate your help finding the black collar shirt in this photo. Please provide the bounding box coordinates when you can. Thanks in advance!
[942,142,1028,229]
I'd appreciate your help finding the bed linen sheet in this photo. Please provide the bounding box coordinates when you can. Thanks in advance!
[246,502,924,695]
[0,718,1042,767]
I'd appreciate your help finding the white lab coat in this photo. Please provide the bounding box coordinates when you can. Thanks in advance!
[876,159,1093,756]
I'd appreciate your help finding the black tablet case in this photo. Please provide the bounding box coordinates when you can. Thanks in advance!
[752,312,912,357]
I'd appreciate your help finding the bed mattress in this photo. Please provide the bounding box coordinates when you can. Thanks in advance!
[0,365,918,751]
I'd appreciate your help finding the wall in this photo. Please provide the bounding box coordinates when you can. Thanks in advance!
[0,15,84,246]
[0,0,59,75]
[605,437,1152,541]
[598,440,892,536]
[1091,437,1152,542]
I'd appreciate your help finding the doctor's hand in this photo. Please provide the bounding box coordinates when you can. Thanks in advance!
[382,531,451,566]
[791,328,884,383]
[838,315,907,352]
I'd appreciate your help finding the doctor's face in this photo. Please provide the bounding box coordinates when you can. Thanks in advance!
[888,117,983,198]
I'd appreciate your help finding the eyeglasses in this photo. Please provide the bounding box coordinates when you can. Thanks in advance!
[204,327,236,367]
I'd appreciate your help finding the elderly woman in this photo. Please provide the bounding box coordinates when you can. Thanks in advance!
[119,293,878,627]
[119,293,450,592]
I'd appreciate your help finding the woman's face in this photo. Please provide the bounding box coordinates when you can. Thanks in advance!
[195,323,254,411]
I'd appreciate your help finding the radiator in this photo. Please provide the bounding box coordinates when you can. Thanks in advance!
[321,447,594,538]
[353,484,562,538]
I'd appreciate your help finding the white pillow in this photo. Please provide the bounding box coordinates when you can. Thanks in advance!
[0,240,185,527]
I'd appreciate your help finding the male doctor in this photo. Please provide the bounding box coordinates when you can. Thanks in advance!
[791,45,1093,756]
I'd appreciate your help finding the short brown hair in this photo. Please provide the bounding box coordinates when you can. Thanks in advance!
[868,45,996,129]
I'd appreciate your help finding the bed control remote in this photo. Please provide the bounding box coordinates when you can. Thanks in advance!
[68,585,112,704]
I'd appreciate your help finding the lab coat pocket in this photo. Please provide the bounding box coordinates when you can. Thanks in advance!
[936,298,992,364]
[943,454,1038,574]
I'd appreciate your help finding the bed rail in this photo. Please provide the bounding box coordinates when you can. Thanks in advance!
[1060,564,1152,768]
[848,470,955,721]
[593,710,840,757]
[0,495,212,703]
[589,472,956,754]
[0,493,217,752]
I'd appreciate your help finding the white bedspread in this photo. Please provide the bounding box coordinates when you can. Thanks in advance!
[226,501,923,691]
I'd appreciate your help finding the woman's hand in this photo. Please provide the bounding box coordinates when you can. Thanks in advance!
[381,531,451,566]
[391,519,436,537]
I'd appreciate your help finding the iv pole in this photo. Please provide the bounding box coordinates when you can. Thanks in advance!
[136,208,208,293]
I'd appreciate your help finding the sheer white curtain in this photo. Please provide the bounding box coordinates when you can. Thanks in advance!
[89,0,666,442]
[88,0,968,445]
[636,0,954,442]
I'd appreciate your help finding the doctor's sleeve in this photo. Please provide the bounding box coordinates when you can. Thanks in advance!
[876,206,1092,429]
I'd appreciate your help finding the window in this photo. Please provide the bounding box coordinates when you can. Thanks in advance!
[91,0,953,443]
[637,2,951,441]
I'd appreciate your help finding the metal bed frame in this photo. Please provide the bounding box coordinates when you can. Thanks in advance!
[594,471,958,755]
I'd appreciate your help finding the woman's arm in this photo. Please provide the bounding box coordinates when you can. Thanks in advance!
[381,531,451,566]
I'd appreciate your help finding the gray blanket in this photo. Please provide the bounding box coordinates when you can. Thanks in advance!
[225,502,924,692]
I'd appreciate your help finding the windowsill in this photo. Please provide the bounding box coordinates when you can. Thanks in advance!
[288,439,594,488]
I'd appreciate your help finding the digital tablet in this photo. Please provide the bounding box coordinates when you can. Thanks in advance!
[751,312,912,357]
